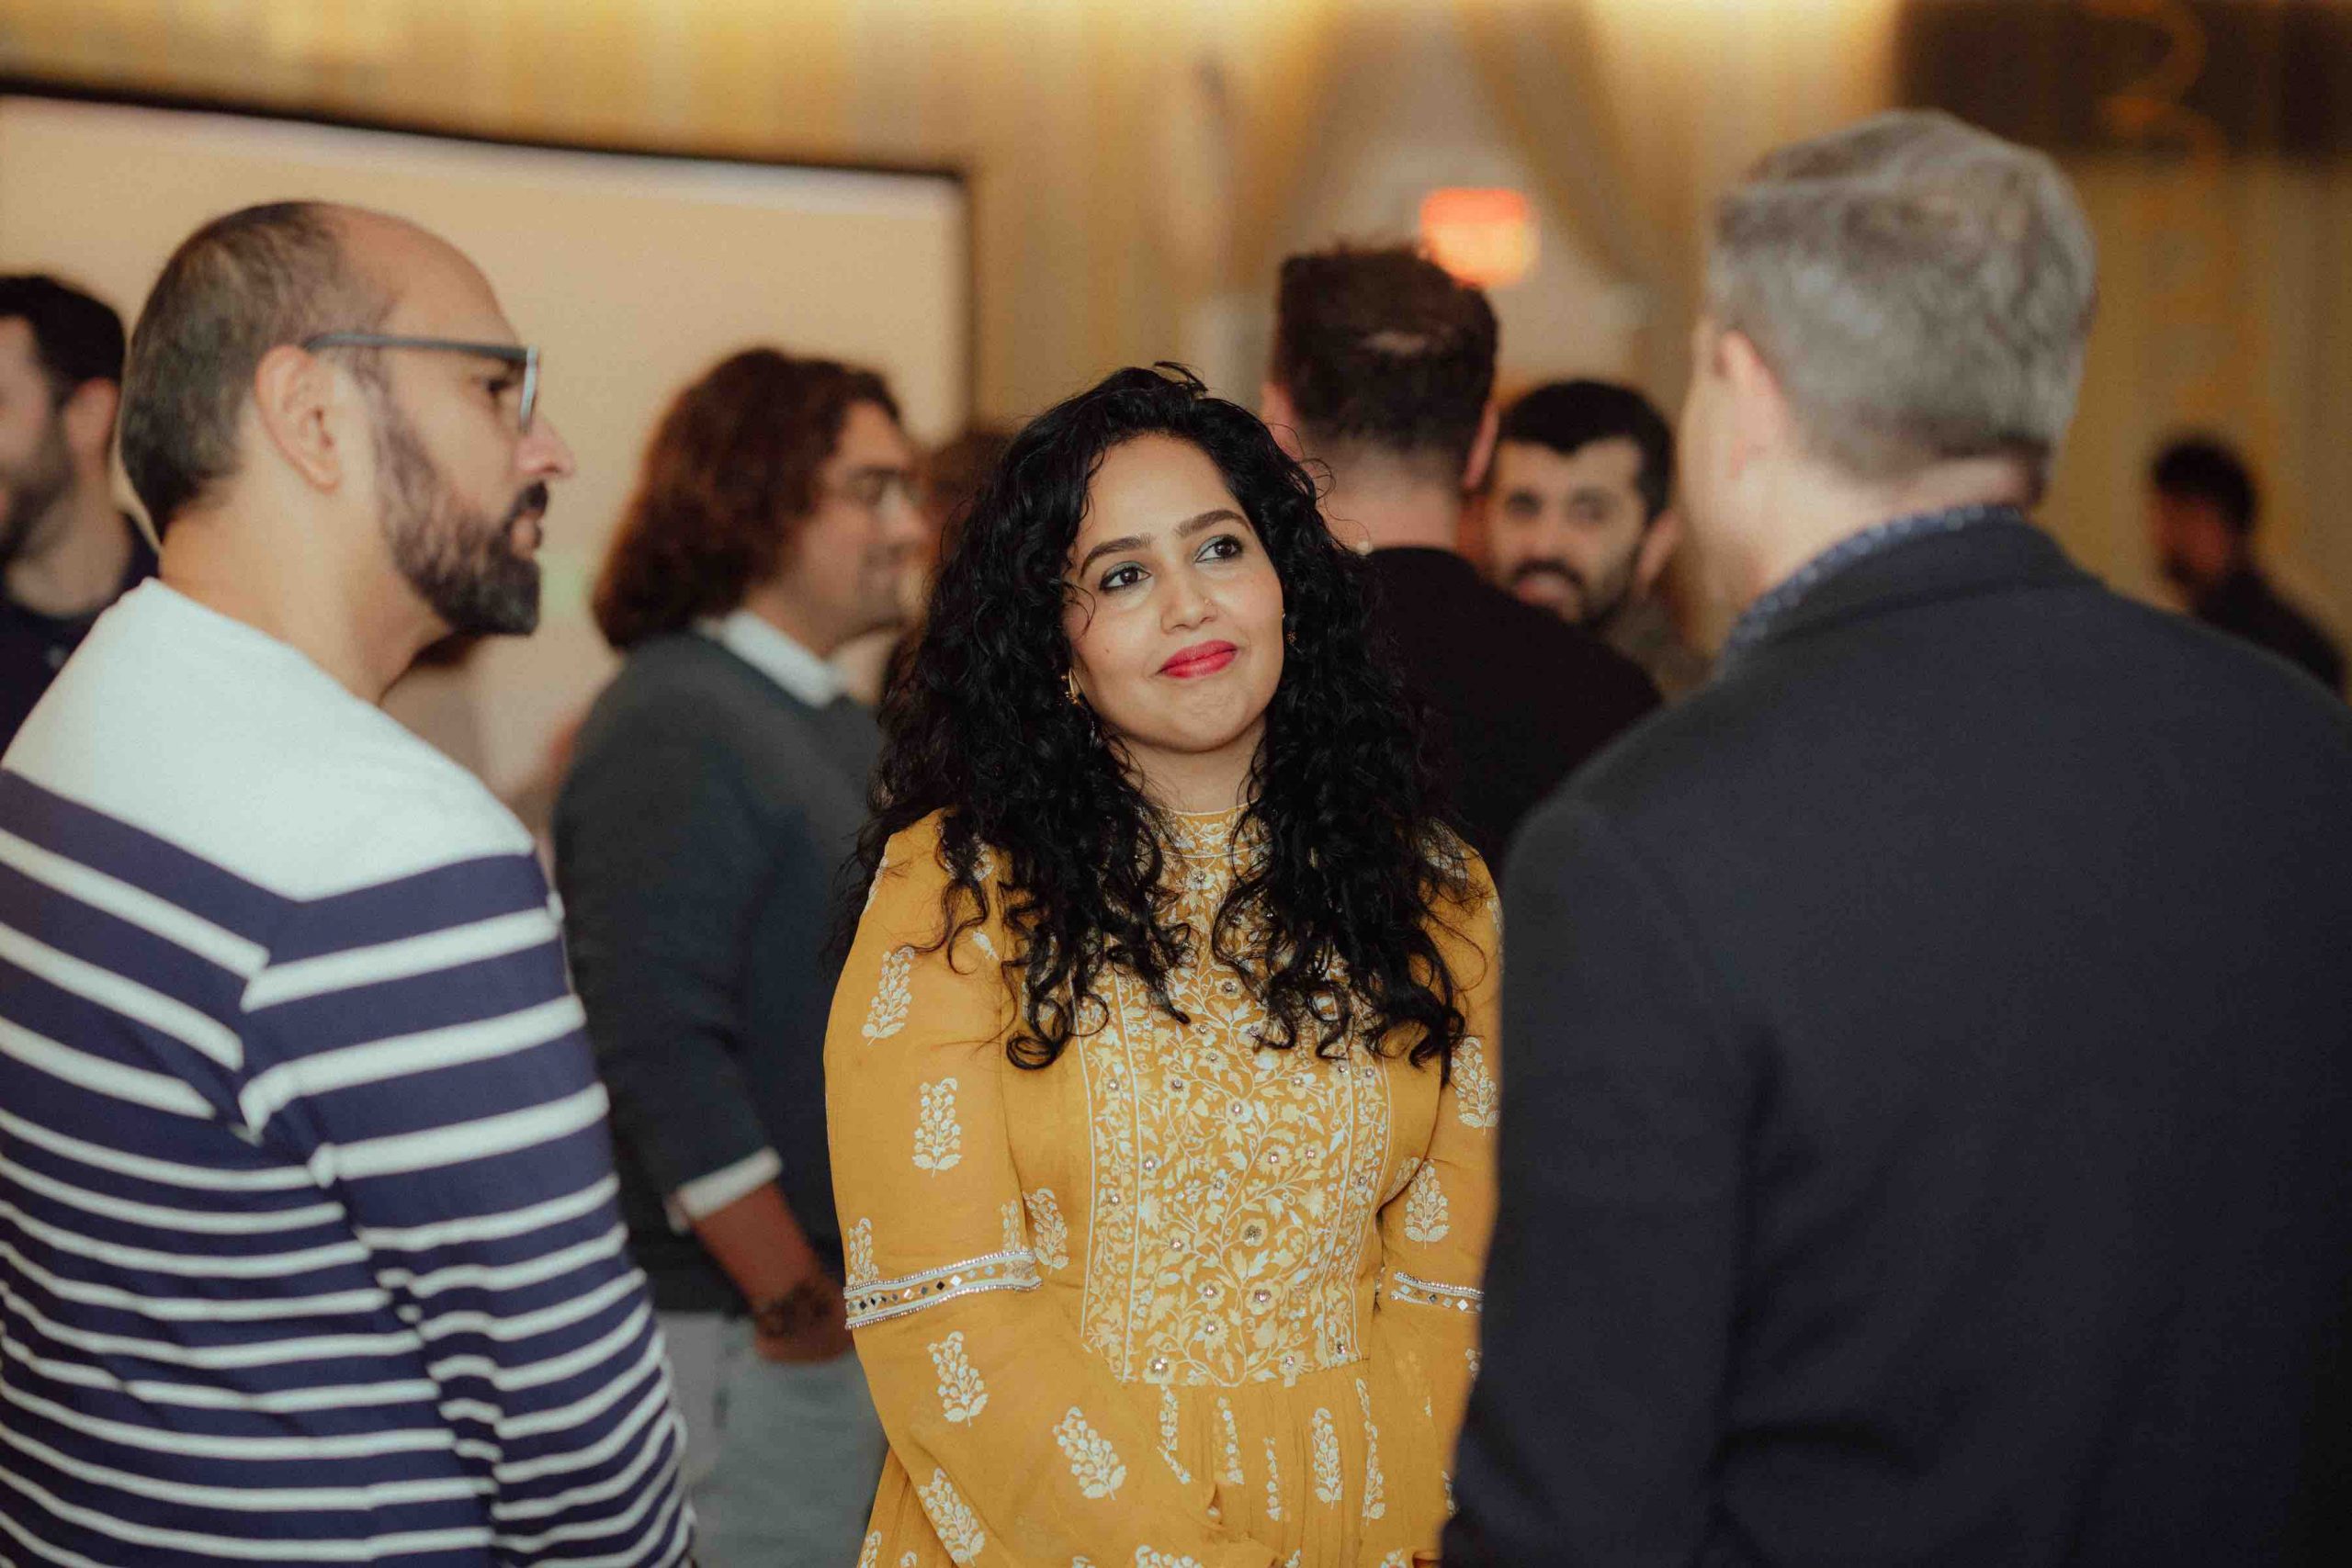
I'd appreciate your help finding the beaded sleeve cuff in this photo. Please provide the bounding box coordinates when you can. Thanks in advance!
[1386,1268,1484,1314]
[843,1247,1042,1330]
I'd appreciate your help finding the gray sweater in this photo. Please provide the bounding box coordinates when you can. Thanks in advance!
[555,633,878,1314]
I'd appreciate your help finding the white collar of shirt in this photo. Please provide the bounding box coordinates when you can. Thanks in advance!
[695,609,843,707]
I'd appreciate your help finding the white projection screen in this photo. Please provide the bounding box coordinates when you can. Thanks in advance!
[0,89,970,796]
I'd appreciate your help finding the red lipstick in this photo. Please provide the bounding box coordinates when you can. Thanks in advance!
[1160,640,1238,679]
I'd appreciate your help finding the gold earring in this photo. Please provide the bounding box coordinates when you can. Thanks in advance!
[1065,669,1083,706]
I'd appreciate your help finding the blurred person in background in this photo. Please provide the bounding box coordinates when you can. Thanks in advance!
[0,200,688,1563]
[1478,378,1712,698]
[1448,111,2352,1568]
[1263,245,1657,871]
[558,347,921,1566]
[832,421,1012,705]
[2147,433,2344,694]
[0,274,153,747]
[831,365,1497,1566]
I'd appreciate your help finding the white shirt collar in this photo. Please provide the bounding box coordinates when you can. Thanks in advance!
[695,609,844,707]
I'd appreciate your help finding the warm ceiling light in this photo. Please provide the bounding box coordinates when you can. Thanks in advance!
[1419,187,1537,288]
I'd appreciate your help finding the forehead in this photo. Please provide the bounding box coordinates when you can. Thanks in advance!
[1076,434,1241,543]
[363,221,517,343]
[1495,435,1645,496]
[831,399,913,467]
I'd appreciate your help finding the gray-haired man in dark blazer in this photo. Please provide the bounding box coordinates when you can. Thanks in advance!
[1448,112,2352,1568]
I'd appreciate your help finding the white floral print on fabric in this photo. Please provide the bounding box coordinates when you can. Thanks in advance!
[913,1077,963,1172]
[1024,1188,1070,1270]
[1158,1385,1193,1484]
[1357,1377,1387,1521]
[1135,1551,1206,1568]
[1311,1406,1342,1505]
[916,1468,986,1565]
[1263,1438,1283,1521]
[1453,1036,1498,1131]
[1053,1406,1128,1499]
[864,944,913,1042]
[845,1217,876,1290]
[1402,1162,1451,1244]
[1000,1196,1026,1255]
[1216,1396,1246,1484]
[928,1330,989,1424]
[857,1531,881,1568]
[1076,807,1395,1388]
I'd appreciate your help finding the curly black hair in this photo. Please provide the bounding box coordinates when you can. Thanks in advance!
[854,364,1476,1075]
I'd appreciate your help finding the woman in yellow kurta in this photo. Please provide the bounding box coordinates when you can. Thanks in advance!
[826,367,1500,1568]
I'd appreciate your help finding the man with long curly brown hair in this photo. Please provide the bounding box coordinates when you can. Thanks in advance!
[555,348,922,1566]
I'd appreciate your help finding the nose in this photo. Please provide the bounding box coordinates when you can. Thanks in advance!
[1160,564,1214,632]
[881,488,927,550]
[521,414,578,481]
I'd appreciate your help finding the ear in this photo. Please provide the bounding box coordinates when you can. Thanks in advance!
[1718,329,1792,474]
[59,379,120,471]
[251,343,356,495]
[1634,506,1682,595]
[1260,380,1305,461]
[1462,400,1499,493]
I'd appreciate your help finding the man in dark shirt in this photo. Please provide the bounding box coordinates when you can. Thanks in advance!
[557,349,924,1566]
[1261,246,1658,868]
[1477,378,1713,699]
[0,276,153,749]
[2147,434,2344,694]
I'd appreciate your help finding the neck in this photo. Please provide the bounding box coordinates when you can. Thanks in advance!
[1734,456,2031,612]
[1314,456,1463,554]
[738,578,847,659]
[1119,726,1261,816]
[159,503,438,705]
[6,479,131,618]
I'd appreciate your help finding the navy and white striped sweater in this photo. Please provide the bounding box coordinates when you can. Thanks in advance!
[0,582,689,1565]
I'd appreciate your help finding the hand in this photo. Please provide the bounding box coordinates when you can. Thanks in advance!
[750,1274,853,1364]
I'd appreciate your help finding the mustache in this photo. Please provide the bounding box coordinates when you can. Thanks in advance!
[503,482,549,528]
[1508,558,1586,593]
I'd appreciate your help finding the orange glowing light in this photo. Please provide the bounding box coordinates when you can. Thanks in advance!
[1419,187,1537,288]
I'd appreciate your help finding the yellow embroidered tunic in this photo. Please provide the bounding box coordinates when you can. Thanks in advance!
[825,807,1501,1568]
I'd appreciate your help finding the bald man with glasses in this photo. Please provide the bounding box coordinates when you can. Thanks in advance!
[0,202,691,1563]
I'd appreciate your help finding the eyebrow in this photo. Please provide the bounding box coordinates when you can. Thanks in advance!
[1075,507,1246,573]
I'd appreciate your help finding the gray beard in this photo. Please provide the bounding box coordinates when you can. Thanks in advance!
[374,402,542,637]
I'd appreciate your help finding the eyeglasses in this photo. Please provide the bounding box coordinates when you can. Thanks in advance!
[826,468,921,513]
[300,333,541,434]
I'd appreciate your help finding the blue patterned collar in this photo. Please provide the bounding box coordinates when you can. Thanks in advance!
[1720,502,2026,662]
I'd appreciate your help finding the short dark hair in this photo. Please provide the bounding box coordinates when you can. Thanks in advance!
[1271,244,1497,479]
[119,202,386,534]
[1495,378,1674,522]
[0,275,126,400]
[2150,434,2258,536]
[593,348,899,650]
